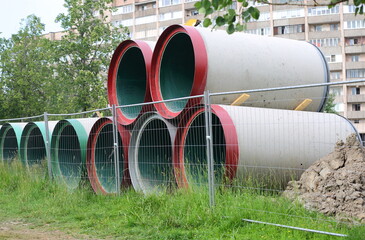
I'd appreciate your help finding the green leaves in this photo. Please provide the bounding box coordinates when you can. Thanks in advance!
[195,0,364,34]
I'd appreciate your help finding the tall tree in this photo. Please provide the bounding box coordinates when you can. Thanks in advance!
[54,0,129,112]
[0,15,56,119]
[194,0,365,34]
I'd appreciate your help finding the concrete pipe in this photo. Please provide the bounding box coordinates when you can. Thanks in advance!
[108,40,155,125]
[0,123,27,163]
[86,118,131,195]
[19,121,57,167]
[51,118,98,190]
[128,112,177,194]
[174,105,358,189]
[150,25,329,119]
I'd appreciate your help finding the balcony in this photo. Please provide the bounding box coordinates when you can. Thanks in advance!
[308,31,341,39]
[135,8,156,17]
[348,94,365,103]
[307,15,340,24]
[275,32,305,40]
[274,18,305,26]
[135,0,156,4]
[346,61,365,70]
[344,29,365,38]
[347,111,365,119]
[328,62,342,71]
[345,45,365,54]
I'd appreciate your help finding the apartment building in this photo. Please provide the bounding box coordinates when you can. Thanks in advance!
[110,0,365,140]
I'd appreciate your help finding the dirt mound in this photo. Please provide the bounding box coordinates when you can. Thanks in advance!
[284,134,365,222]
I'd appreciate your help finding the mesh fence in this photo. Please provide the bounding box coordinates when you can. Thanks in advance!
[0,81,364,236]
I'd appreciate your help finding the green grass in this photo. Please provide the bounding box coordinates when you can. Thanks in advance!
[0,162,364,240]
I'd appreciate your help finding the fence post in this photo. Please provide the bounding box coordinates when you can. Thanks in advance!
[112,104,121,195]
[204,90,215,207]
[44,112,52,179]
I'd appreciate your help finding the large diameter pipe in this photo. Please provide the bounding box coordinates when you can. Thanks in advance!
[128,113,176,194]
[174,105,358,188]
[19,121,57,167]
[51,118,98,190]
[108,40,155,125]
[86,118,131,195]
[150,25,329,119]
[0,123,27,163]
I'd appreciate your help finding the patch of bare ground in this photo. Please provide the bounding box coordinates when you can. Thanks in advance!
[284,134,365,223]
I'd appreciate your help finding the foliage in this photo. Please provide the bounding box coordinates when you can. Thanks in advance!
[194,0,365,34]
[0,15,57,119]
[323,93,338,114]
[0,162,362,239]
[54,0,129,112]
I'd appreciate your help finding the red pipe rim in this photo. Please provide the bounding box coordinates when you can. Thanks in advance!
[150,25,208,119]
[87,118,131,194]
[173,105,239,188]
[108,40,154,125]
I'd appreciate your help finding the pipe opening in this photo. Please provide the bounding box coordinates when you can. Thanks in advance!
[137,119,174,190]
[26,127,46,166]
[94,123,124,193]
[57,125,82,187]
[2,129,18,162]
[183,113,226,185]
[160,32,195,112]
[117,47,147,119]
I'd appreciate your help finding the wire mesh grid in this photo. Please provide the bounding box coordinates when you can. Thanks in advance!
[208,85,359,235]
[0,81,364,236]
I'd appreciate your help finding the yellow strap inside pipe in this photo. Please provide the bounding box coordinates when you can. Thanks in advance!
[231,94,250,106]
[294,99,313,111]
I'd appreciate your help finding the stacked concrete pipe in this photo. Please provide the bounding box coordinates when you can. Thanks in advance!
[51,118,98,190]
[174,105,359,189]
[86,117,131,195]
[150,24,329,119]
[0,123,27,163]
[20,121,57,167]
[108,40,155,126]
[128,112,177,194]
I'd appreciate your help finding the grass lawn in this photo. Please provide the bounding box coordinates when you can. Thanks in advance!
[0,162,364,239]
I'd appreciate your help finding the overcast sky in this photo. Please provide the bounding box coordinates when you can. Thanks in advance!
[0,0,66,38]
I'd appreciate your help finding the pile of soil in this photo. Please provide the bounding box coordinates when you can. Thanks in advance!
[284,134,365,222]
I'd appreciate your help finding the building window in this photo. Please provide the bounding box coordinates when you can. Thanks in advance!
[345,20,365,29]
[330,23,339,31]
[354,119,360,124]
[334,103,344,112]
[308,5,339,16]
[135,15,157,25]
[344,5,356,13]
[348,38,359,46]
[113,4,134,15]
[159,0,181,7]
[330,71,341,80]
[352,104,361,111]
[273,9,304,19]
[274,24,304,35]
[352,87,361,95]
[347,69,365,78]
[310,38,340,47]
[160,11,183,21]
[314,25,322,32]
[329,87,342,96]
[245,27,271,36]
[351,55,360,62]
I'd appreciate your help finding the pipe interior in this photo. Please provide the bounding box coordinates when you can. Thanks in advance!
[160,32,195,112]
[137,119,173,190]
[116,46,146,119]
[94,124,124,193]
[2,128,18,162]
[26,127,46,166]
[183,113,226,185]
[57,125,82,185]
